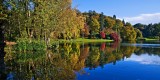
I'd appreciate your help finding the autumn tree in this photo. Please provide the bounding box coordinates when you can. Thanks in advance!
[89,16,100,34]
[104,17,115,28]
[3,0,85,44]
[125,22,132,26]
[80,24,90,37]
[113,19,123,33]
[121,25,137,41]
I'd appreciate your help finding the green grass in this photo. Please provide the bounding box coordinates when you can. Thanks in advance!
[137,38,159,41]
[5,38,113,51]
[145,38,159,41]
[51,38,113,44]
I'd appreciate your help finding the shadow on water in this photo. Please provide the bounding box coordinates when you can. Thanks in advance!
[0,43,6,80]
[0,20,7,80]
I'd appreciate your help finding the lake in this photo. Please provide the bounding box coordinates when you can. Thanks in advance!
[1,41,160,80]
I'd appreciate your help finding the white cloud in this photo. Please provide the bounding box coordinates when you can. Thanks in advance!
[125,54,160,65]
[122,13,160,25]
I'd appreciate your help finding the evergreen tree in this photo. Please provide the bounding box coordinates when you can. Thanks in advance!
[99,12,104,31]
[113,15,116,20]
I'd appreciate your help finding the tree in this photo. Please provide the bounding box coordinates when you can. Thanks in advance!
[113,19,123,33]
[113,15,116,20]
[122,19,125,25]
[120,26,137,41]
[104,17,115,28]
[133,23,145,31]
[56,8,85,39]
[4,0,85,41]
[80,24,90,37]
[125,22,132,26]
[134,28,143,38]
[0,0,7,43]
[89,16,100,34]
[136,23,160,38]
[99,12,104,31]
[143,24,154,37]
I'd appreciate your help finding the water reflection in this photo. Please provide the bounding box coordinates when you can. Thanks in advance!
[0,43,6,79]
[2,41,160,80]
[126,54,160,65]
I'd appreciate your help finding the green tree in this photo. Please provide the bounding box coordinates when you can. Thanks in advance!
[133,23,145,31]
[121,26,137,41]
[104,17,115,28]
[0,0,8,43]
[5,0,85,41]
[113,19,123,33]
[122,19,126,25]
[125,22,132,26]
[99,12,104,31]
[134,28,143,38]
[113,15,116,20]
[90,16,100,34]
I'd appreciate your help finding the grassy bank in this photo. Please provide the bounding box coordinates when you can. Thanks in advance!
[137,38,159,41]
[51,38,113,44]
[5,38,113,51]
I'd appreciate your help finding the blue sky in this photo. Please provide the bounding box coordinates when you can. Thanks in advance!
[72,0,160,24]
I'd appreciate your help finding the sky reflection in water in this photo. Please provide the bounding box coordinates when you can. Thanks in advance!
[126,54,160,65]
[77,43,160,80]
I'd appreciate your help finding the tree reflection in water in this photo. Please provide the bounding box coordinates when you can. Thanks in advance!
[0,23,7,79]
[0,44,6,80]
[3,41,160,79]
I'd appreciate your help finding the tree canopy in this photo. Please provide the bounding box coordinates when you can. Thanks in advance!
[2,0,159,43]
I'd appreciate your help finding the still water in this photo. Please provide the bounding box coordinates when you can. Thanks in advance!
[1,41,160,80]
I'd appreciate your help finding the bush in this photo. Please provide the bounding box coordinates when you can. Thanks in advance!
[13,39,46,51]
[105,34,110,39]
[100,31,106,39]
[110,33,120,41]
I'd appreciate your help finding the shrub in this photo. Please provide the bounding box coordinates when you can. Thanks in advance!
[110,33,120,41]
[13,39,46,51]
[100,31,106,39]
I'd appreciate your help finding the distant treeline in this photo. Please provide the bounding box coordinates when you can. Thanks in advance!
[1,0,159,44]
[81,10,142,41]
[134,23,160,39]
